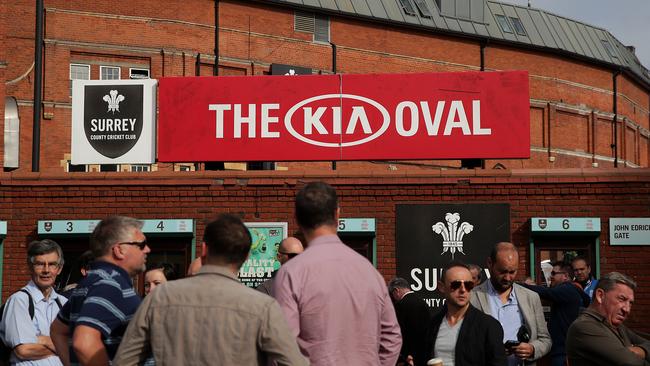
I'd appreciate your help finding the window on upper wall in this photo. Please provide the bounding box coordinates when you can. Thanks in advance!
[314,15,330,42]
[99,164,119,172]
[601,40,618,58]
[294,11,330,43]
[100,66,121,80]
[295,11,315,33]
[397,0,417,16]
[413,0,433,18]
[314,15,330,43]
[131,164,150,172]
[129,68,150,79]
[70,64,90,97]
[67,160,86,172]
[509,17,527,36]
[495,14,513,34]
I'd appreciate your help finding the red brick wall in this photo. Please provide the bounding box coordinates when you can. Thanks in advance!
[2,0,650,170]
[1,168,650,330]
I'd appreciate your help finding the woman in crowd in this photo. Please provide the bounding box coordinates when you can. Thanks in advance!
[144,263,177,295]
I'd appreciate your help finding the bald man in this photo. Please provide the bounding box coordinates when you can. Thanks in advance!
[470,242,551,366]
[256,237,304,295]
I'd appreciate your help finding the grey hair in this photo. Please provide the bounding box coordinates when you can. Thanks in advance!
[90,216,144,257]
[388,277,410,293]
[27,239,64,266]
[596,272,637,292]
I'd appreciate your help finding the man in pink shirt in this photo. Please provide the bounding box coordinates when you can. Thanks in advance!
[273,181,402,366]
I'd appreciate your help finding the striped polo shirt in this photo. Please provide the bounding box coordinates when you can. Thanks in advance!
[57,260,142,365]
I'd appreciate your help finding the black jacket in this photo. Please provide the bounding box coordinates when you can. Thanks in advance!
[394,292,432,366]
[425,304,507,366]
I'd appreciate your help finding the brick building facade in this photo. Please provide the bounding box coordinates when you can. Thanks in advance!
[2,0,649,172]
[1,0,650,340]
[1,169,649,332]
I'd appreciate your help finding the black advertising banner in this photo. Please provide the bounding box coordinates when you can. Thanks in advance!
[269,63,312,75]
[83,85,144,158]
[396,204,510,309]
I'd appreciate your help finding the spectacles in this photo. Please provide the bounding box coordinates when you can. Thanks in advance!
[277,250,299,259]
[119,239,148,250]
[551,271,567,276]
[449,280,475,291]
[33,261,60,270]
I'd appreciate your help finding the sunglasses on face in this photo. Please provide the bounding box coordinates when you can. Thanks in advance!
[119,239,148,250]
[449,280,475,291]
[277,250,299,259]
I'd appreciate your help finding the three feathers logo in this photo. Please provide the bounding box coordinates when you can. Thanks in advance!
[432,212,473,259]
[102,90,125,113]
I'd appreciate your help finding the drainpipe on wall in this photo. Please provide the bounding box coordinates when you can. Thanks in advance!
[32,0,44,172]
[612,69,620,167]
[331,42,337,171]
[331,42,337,74]
[480,39,487,71]
[196,53,201,76]
[214,0,219,76]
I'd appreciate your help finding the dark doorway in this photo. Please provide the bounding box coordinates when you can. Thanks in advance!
[339,234,374,264]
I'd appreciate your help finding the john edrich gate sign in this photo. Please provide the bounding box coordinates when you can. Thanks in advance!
[158,71,530,162]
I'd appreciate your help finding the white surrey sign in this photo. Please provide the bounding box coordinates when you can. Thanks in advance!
[609,218,650,245]
[71,79,157,164]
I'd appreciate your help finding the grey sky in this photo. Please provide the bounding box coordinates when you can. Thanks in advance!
[502,0,650,69]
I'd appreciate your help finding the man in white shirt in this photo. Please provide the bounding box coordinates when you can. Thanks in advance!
[0,239,66,365]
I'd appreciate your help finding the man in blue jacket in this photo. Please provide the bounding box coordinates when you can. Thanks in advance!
[521,261,590,366]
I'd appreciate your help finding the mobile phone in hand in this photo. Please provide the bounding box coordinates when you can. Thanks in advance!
[504,340,521,349]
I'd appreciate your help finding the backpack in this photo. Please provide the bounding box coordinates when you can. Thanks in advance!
[0,289,63,365]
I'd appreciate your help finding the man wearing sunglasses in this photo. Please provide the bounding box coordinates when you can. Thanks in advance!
[520,261,590,366]
[256,237,304,296]
[0,239,67,366]
[425,262,506,366]
[470,242,551,366]
[51,216,151,366]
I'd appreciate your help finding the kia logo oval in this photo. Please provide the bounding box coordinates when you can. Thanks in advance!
[284,94,390,147]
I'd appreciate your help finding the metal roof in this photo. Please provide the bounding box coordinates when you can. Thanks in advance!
[262,0,650,88]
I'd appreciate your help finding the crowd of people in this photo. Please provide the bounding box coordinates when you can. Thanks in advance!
[0,181,647,366]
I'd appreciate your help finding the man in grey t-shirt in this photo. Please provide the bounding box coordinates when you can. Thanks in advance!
[425,262,506,366]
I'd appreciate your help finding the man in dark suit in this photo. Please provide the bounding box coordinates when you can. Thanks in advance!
[389,277,431,366]
[425,262,506,366]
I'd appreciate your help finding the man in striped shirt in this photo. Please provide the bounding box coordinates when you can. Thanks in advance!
[50,216,150,366]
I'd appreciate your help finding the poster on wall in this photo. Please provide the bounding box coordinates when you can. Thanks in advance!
[239,222,288,288]
[396,204,510,309]
[71,79,157,164]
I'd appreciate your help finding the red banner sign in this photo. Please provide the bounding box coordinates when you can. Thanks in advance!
[158,71,530,162]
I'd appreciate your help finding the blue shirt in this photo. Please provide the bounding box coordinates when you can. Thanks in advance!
[486,280,523,366]
[57,261,141,365]
[583,278,598,300]
[0,281,66,366]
